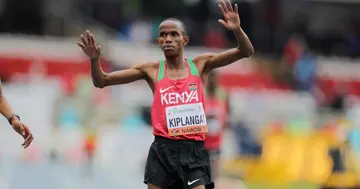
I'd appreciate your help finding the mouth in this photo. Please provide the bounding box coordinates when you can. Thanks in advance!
[163,45,175,50]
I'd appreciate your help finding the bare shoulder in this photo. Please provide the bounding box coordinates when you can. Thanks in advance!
[131,61,159,83]
[193,52,217,62]
[193,52,217,74]
[132,61,158,71]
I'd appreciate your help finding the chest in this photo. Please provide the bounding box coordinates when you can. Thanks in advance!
[165,68,189,80]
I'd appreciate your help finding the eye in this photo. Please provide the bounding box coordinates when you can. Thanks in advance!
[171,32,179,37]
[159,32,166,37]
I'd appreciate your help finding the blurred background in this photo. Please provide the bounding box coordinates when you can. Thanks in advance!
[0,0,360,188]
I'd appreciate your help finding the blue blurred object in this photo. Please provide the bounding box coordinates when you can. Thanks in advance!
[294,52,316,91]
[233,121,262,156]
[151,20,162,40]
[117,22,131,41]
[347,34,360,56]
[120,114,147,132]
[59,102,80,130]
[348,128,360,154]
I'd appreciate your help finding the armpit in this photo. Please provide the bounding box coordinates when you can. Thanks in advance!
[193,53,216,75]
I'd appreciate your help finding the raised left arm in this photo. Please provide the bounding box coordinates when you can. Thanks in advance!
[201,0,254,73]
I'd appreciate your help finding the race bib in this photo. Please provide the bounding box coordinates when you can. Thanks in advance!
[166,103,208,136]
[207,117,222,135]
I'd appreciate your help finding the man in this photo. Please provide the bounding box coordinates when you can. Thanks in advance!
[82,126,97,177]
[204,71,230,180]
[0,80,34,148]
[77,0,254,188]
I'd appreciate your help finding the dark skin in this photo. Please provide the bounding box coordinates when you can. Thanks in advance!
[77,0,253,188]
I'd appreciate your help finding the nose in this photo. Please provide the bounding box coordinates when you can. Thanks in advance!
[165,35,172,43]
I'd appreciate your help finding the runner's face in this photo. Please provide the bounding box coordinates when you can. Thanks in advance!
[157,20,189,57]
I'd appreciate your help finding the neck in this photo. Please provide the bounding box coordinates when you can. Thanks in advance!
[166,54,185,70]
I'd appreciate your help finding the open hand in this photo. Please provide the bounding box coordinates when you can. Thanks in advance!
[218,0,240,30]
[12,119,33,149]
[77,30,101,59]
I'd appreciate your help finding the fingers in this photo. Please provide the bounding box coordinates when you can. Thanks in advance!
[21,125,33,149]
[218,4,226,15]
[234,3,238,13]
[220,0,228,13]
[77,42,85,49]
[23,134,33,149]
[89,33,96,47]
[79,30,97,49]
[96,45,101,54]
[86,30,92,46]
[17,124,25,136]
[218,19,227,27]
[227,0,233,11]
[21,125,28,147]
[220,0,235,13]
[81,34,88,46]
[80,30,92,46]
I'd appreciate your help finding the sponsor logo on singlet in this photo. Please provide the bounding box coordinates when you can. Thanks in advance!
[161,90,199,105]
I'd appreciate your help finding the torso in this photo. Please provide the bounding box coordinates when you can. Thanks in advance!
[150,58,208,141]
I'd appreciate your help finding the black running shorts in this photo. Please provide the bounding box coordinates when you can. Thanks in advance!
[144,136,215,189]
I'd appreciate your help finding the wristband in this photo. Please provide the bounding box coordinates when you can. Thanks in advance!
[7,114,20,125]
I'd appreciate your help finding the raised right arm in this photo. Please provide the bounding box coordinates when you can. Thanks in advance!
[90,58,146,88]
[77,30,148,88]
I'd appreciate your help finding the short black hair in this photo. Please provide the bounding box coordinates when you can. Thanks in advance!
[161,17,187,35]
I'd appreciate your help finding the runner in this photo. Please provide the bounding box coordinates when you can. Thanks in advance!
[82,127,97,177]
[0,80,34,148]
[204,71,230,180]
[77,0,253,188]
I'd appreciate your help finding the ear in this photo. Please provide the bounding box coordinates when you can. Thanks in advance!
[183,36,190,46]
[156,38,160,45]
